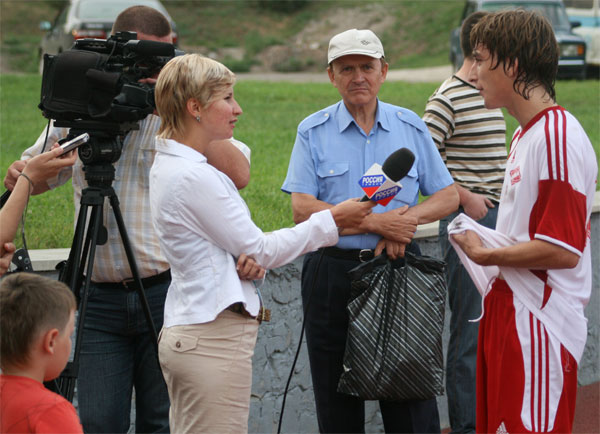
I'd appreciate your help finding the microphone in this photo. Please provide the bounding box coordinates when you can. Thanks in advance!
[124,40,175,57]
[358,148,415,206]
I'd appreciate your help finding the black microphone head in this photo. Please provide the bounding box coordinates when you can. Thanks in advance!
[126,40,175,57]
[381,148,415,182]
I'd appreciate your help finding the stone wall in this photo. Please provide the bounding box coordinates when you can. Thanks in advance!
[249,209,599,433]
[23,196,600,433]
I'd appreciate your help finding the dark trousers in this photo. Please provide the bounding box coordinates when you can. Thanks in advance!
[301,244,441,434]
[77,279,170,433]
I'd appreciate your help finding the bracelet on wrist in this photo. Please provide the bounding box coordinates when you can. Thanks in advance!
[18,172,34,194]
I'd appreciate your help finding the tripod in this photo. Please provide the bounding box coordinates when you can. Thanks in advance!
[49,130,159,403]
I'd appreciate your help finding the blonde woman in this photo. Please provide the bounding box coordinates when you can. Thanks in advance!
[149,54,373,432]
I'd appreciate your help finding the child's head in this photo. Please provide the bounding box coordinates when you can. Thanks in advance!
[470,9,558,101]
[1,273,76,380]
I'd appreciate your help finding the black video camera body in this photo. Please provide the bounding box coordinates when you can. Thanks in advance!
[39,31,180,126]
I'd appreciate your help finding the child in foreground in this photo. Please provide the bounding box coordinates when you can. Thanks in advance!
[1,273,83,433]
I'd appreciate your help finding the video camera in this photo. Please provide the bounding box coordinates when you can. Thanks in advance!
[39,31,180,130]
[38,31,181,167]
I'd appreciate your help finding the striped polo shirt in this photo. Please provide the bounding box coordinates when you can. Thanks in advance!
[423,75,507,202]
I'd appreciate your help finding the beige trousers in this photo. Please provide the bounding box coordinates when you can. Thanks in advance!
[158,310,259,433]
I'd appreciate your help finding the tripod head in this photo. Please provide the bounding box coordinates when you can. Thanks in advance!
[55,119,139,188]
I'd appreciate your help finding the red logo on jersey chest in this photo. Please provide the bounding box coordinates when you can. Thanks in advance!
[510,166,521,185]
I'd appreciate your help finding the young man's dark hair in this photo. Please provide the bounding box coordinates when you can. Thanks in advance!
[423,8,506,434]
[111,5,171,37]
[470,9,558,100]
[460,11,487,58]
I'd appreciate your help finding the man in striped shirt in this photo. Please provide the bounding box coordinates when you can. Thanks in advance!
[451,10,597,433]
[422,11,506,434]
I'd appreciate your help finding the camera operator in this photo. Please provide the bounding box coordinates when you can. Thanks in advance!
[2,6,253,433]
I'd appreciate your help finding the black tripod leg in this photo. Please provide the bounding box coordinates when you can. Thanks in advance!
[108,194,159,349]
[63,202,104,402]
[49,189,105,403]
[60,197,89,288]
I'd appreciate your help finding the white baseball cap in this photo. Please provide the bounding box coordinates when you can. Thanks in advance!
[327,29,385,64]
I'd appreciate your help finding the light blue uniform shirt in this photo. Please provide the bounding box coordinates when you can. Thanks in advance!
[282,99,454,250]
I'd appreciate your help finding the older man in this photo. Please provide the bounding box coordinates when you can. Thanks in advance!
[282,29,458,433]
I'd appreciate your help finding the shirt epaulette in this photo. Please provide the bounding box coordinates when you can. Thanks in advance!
[394,107,428,134]
[298,108,333,132]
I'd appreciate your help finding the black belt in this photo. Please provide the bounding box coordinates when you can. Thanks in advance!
[321,247,375,262]
[92,269,171,291]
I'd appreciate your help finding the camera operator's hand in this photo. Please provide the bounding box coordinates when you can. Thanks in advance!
[329,198,375,229]
[138,77,157,85]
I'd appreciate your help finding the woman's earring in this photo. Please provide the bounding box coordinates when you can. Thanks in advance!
[195,115,201,123]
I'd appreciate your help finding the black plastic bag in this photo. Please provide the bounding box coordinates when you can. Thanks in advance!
[337,252,446,401]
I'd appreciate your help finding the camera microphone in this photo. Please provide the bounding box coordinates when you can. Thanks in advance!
[125,40,175,57]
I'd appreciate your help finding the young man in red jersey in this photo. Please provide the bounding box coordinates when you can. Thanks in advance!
[450,10,597,434]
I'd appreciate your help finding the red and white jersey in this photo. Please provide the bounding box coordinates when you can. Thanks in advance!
[498,105,597,318]
[449,106,596,431]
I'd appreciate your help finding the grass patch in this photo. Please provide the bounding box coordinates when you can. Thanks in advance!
[0,74,75,250]
[0,1,59,73]
[382,1,463,69]
[1,74,599,249]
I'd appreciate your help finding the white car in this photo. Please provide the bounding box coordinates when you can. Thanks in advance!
[567,0,600,70]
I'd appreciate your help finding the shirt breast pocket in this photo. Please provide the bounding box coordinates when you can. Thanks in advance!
[389,166,419,207]
[316,162,350,201]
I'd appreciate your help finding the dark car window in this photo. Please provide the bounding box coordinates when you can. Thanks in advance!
[54,6,69,28]
[482,2,572,29]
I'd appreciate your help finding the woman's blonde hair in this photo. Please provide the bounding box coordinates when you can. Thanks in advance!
[155,54,235,139]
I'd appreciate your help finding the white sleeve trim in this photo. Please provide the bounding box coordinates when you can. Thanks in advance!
[534,234,583,257]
